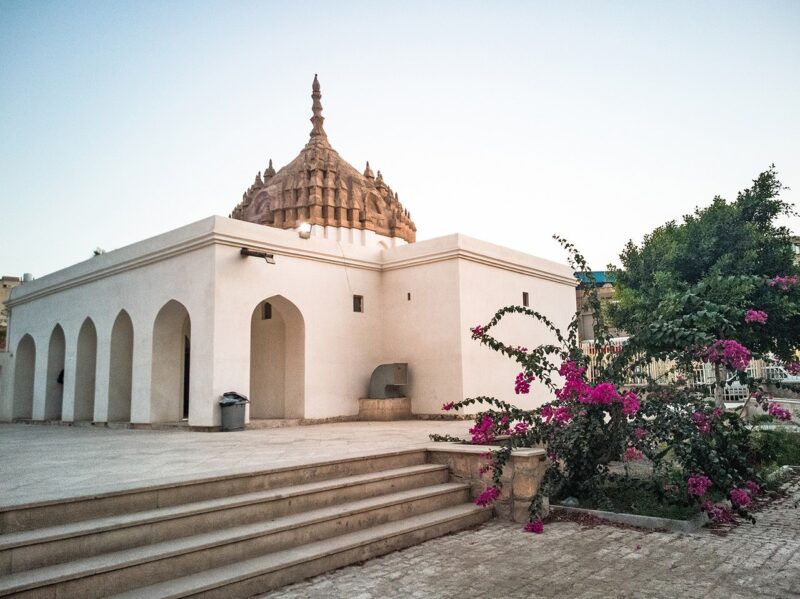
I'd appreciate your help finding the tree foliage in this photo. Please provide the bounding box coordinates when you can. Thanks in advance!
[611,166,800,361]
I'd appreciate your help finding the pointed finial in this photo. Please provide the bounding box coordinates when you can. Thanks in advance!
[265,158,276,178]
[310,74,326,138]
[364,161,374,179]
[376,170,384,184]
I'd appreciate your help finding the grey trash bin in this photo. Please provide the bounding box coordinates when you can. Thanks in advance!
[219,392,249,431]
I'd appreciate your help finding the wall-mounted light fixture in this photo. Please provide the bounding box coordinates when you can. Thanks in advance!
[297,222,312,239]
[240,247,276,265]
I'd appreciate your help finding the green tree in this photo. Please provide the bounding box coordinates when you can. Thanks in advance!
[610,167,800,392]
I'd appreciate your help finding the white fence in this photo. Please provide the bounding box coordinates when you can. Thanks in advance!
[579,339,771,399]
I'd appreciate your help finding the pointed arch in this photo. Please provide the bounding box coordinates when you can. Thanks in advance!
[151,300,191,422]
[108,310,133,422]
[44,324,65,420]
[250,295,305,419]
[13,334,36,420]
[74,318,97,421]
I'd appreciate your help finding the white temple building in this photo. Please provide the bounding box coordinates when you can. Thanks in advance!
[0,77,576,429]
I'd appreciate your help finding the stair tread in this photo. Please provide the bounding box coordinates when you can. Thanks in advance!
[0,463,448,550]
[111,504,490,599]
[0,482,469,595]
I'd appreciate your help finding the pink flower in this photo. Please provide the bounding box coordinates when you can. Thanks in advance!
[516,346,528,354]
[470,325,484,340]
[524,520,544,534]
[623,447,644,461]
[540,405,554,423]
[767,402,793,421]
[712,407,723,419]
[587,382,619,405]
[699,339,751,372]
[692,411,711,434]
[553,406,572,424]
[701,500,733,523]
[744,309,768,324]
[634,427,648,441]
[469,416,496,444]
[730,487,751,507]
[514,372,534,395]
[622,392,640,416]
[745,480,761,495]
[786,361,800,375]
[768,275,799,290]
[474,485,501,506]
[687,473,712,497]
[509,421,529,436]
[442,402,455,411]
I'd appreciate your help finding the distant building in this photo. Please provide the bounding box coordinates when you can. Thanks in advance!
[791,236,800,265]
[0,276,21,350]
[574,271,624,342]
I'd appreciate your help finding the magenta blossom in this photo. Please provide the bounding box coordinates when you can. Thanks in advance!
[474,485,501,506]
[767,402,793,421]
[769,274,799,290]
[514,372,534,395]
[786,361,800,375]
[701,501,734,524]
[634,427,648,441]
[687,473,712,497]
[442,402,455,411]
[745,480,761,495]
[507,421,530,436]
[524,520,544,534]
[587,382,619,405]
[470,325,484,339]
[699,340,751,372]
[692,411,711,434]
[730,487,751,507]
[744,309,768,324]
[553,406,572,424]
[623,447,644,461]
[622,392,640,416]
[469,416,495,444]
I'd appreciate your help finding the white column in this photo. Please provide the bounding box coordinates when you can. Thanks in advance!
[93,328,112,423]
[130,322,153,424]
[61,339,78,422]
[31,336,48,421]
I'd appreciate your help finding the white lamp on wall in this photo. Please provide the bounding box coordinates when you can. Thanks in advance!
[297,222,312,239]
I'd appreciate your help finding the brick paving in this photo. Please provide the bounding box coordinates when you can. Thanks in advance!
[264,478,800,598]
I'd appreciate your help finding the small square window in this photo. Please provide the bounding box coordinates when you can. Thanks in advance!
[263,302,272,320]
[353,295,364,313]
[522,292,530,307]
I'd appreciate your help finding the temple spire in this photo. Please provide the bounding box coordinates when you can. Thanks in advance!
[310,74,326,138]
[364,161,374,179]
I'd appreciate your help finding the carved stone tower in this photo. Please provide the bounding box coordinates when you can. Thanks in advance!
[230,75,416,243]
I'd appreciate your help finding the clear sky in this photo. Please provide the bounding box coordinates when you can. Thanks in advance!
[2,0,799,278]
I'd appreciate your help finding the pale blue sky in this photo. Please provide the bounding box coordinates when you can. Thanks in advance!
[2,1,799,277]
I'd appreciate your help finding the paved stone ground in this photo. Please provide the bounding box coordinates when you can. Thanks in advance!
[264,479,800,599]
[0,420,469,506]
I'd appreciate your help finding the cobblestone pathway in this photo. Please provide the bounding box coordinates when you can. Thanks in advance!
[265,479,800,598]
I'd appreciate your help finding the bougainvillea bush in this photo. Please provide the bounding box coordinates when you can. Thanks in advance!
[438,238,794,532]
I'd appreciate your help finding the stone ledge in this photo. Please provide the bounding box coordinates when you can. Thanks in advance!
[358,397,412,421]
[551,505,708,532]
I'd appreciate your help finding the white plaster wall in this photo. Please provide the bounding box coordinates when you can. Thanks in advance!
[458,260,575,412]
[6,218,217,425]
[211,218,385,421]
[0,352,12,421]
[379,261,464,414]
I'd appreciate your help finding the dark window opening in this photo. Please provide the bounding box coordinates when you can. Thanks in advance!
[522,292,530,307]
[263,302,272,320]
[353,295,364,313]
[407,292,411,301]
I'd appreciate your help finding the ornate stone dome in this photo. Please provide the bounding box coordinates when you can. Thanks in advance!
[230,75,416,243]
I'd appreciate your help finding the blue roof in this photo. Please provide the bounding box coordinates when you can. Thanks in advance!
[575,271,617,285]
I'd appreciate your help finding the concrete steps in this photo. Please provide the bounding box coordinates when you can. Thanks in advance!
[0,450,489,598]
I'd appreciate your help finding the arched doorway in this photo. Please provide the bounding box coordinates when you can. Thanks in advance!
[151,300,191,422]
[250,296,305,419]
[13,334,36,419]
[44,325,65,420]
[108,310,133,422]
[74,318,97,421]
